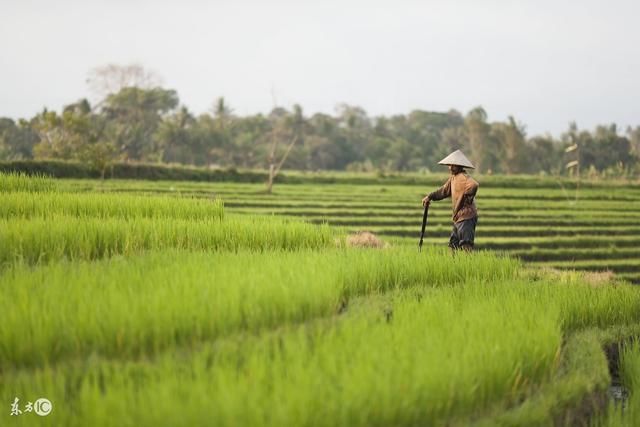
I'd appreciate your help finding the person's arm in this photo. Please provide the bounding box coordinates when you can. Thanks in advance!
[429,178,452,201]
[465,178,478,198]
[422,178,451,206]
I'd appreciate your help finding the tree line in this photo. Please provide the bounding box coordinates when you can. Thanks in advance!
[1,67,639,178]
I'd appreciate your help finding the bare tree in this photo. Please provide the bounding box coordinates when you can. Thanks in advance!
[86,63,163,104]
[266,104,306,194]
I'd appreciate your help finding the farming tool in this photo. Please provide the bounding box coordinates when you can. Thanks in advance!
[418,202,430,251]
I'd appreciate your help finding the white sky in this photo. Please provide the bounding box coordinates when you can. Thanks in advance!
[1,0,639,136]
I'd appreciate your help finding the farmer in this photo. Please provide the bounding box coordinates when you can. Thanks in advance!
[421,150,479,252]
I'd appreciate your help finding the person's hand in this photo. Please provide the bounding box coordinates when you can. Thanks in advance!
[422,196,430,207]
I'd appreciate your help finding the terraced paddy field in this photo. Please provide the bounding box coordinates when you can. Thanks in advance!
[59,174,640,284]
[2,172,640,426]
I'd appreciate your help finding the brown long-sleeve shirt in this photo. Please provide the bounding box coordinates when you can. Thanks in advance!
[428,172,479,223]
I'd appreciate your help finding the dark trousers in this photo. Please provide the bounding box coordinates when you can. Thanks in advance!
[449,217,478,249]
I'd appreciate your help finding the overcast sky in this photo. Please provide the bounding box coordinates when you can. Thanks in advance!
[1,0,639,136]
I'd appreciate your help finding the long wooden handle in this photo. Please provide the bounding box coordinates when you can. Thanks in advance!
[418,203,429,250]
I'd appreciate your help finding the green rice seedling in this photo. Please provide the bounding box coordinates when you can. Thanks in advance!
[56,175,640,195]
[336,247,519,297]
[367,225,640,238]
[511,247,639,262]
[614,341,640,425]
[41,174,640,281]
[477,328,611,427]
[0,171,57,193]
[0,215,335,265]
[287,216,640,229]
[0,248,519,369]
[221,199,640,212]
[532,259,640,274]
[594,340,640,426]
[472,236,640,251]
[0,191,224,220]
[490,278,640,334]
[617,273,640,284]
[0,281,562,427]
[225,206,640,223]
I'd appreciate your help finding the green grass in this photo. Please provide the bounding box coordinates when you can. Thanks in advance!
[0,171,57,193]
[226,205,640,219]
[55,174,640,192]
[9,173,637,281]
[294,216,640,227]
[618,273,640,283]
[511,247,640,262]
[0,215,336,265]
[532,258,640,273]
[81,186,640,203]
[0,279,564,427]
[475,328,612,427]
[366,225,640,238]
[222,199,640,212]
[4,271,640,427]
[0,248,519,370]
[0,191,224,220]
[594,338,640,426]
[2,172,640,425]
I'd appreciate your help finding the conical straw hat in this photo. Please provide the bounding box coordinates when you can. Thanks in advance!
[437,150,475,169]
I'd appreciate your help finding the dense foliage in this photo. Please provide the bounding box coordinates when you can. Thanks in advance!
[1,88,639,177]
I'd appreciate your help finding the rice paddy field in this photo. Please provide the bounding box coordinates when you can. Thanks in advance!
[2,171,640,426]
[58,173,640,284]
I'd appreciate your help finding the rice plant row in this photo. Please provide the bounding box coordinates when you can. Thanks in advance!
[222,199,640,212]
[1,173,639,425]
[43,176,640,283]
[0,215,335,265]
[0,191,224,220]
[391,235,640,250]
[0,248,519,369]
[57,176,640,194]
[0,171,57,193]
[532,258,640,273]
[79,185,640,204]
[293,216,640,228]
[364,226,640,238]
[509,247,640,262]
[596,341,640,426]
[0,283,561,427]
[4,270,640,426]
[227,205,640,218]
